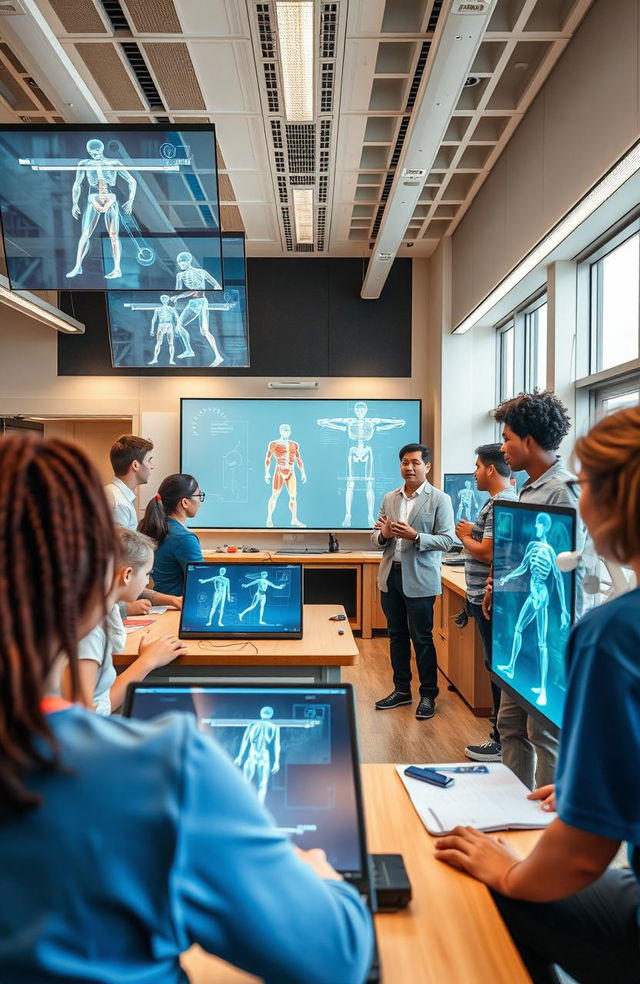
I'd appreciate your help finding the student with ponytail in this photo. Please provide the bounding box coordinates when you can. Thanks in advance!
[139,472,205,596]
[0,435,373,984]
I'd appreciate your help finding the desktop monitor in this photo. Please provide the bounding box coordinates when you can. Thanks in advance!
[179,562,303,639]
[107,233,248,369]
[491,500,576,729]
[0,124,222,291]
[123,682,369,880]
[443,473,490,544]
[180,397,421,530]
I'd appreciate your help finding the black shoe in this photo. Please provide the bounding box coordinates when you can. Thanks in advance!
[375,690,412,710]
[464,738,502,762]
[415,697,436,720]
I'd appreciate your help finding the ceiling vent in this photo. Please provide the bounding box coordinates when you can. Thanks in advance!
[120,42,165,110]
[0,0,26,14]
[100,0,130,31]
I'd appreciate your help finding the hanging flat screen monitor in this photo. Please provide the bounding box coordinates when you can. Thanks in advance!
[491,500,576,729]
[180,398,422,530]
[0,124,222,291]
[107,233,248,369]
[179,562,303,639]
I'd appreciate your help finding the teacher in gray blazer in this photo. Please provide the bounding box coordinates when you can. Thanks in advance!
[372,444,455,720]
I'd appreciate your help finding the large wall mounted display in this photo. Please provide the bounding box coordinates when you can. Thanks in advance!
[181,398,421,530]
[107,233,248,369]
[491,500,576,729]
[0,124,222,291]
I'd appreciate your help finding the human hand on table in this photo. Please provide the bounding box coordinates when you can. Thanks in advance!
[433,825,522,894]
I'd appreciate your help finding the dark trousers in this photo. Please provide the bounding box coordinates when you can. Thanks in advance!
[380,565,438,699]
[466,599,501,742]
[492,868,640,984]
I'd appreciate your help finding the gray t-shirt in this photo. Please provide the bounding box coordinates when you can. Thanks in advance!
[464,487,518,604]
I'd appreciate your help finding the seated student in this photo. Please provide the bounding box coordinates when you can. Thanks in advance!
[138,473,205,596]
[62,527,187,715]
[0,435,373,984]
[434,405,640,984]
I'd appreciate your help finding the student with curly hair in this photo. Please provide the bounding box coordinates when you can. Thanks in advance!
[435,405,640,984]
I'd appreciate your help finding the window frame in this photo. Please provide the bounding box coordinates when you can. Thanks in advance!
[587,221,640,375]
[523,295,548,391]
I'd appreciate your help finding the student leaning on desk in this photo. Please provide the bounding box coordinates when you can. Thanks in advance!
[435,406,640,984]
[0,436,373,984]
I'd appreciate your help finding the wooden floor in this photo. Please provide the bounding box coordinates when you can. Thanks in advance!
[344,635,491,763]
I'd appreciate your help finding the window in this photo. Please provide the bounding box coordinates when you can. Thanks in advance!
[495,293,546,405]
[591,375,640,420]
[525,300,547,391]
[590,231,640,373]
[498,321,514,402]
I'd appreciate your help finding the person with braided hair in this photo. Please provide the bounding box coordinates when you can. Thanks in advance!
[0,435,373,984]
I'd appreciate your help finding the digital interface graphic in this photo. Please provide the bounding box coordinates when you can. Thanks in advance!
[180,398,421,530]
[492,501,575,728]
[180,563,302,638]
[107,234,248,368]
[125,685,364,875]
[0,125,222,290]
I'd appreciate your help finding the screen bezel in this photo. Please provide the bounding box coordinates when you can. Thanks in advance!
[490,499,576,730]
[179,396,423,531]
[122,680,370,882]
[178,561,304,639]
[106,231,249,370]
[0,123,222,293]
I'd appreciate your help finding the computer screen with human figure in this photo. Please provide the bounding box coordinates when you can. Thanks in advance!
[179,562,303,639]
[491,500,576,729]
[123,683,367,878]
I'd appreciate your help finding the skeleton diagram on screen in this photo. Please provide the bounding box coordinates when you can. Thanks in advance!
[66,139,137,280]
[316,402,405,527]
[171,252,223,366]
[456,481,481,522]
[265,424,307,528]
[497,512,570,707]
[239,571,286,624]
[147,295,180,365]
[199,567,231,626]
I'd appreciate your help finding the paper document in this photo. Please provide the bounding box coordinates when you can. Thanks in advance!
[123,618,155,635]
[396,763,556,835]
[148,605,169,614]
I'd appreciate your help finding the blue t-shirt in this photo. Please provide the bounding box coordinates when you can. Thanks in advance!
[555,587,640,884]
[0,707,372,984]
[152,518,203,595]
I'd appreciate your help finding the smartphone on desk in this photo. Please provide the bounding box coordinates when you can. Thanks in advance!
[404,766,454,788]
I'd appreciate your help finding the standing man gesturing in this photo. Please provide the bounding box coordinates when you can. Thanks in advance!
[372,444,455,720]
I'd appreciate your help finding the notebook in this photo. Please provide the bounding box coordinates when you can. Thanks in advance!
[396,762,556,835]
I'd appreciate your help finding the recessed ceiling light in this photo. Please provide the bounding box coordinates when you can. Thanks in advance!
[276,1,314,122]
[464,76,480,87]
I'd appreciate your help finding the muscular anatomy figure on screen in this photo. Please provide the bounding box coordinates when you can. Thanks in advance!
[171,252,223,366]
[233,706,280,804]
[239,571,285,624]
[456,481,480,522]
[148,295,179,365]
[317,401,405,527]
[66,139,136,280]
[199,567,231,626]
[265,424,307,528]
[497,512,570,706]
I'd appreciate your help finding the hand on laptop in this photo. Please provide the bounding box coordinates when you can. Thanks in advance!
[138,632,187,669]
[294,846,343,882]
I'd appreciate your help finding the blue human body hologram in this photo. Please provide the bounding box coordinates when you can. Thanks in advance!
[180,563,302,636]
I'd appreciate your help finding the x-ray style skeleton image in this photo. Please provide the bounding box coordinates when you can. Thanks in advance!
[456,481,482,522]
[316,401,405,527]
[239,570,286,624]
[265,424,307,528]
[492,502,575,728]
[0,126,223,291]
[171,251,224,366]
[198,567,231,626]
[443,474,490,531]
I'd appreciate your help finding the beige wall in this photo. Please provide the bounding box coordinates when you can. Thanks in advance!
[452,0,640,327]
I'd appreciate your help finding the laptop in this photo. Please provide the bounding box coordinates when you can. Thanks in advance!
[124,681,381,981]
[179,561,303,640]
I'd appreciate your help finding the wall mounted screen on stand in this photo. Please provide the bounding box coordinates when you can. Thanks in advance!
[0,124,222,291]
[181,398,421,530]
[107,233,248,369]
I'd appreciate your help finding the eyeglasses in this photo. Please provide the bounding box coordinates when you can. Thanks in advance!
[191,491,206,502]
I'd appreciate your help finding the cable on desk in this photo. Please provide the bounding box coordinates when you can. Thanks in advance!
[197,640,259,655]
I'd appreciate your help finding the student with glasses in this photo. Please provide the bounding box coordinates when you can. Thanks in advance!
[139,473,206,596]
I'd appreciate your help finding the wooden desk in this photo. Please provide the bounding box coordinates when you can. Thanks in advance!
[181,764,537,984]
[113,604,359,683]
[434,567,493,715]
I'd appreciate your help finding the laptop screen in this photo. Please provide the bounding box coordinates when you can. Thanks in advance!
[491,500,576,729]
[179,562,303,639]
[124,683,366,879]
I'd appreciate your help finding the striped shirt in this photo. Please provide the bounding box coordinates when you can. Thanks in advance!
[464,487,518,604]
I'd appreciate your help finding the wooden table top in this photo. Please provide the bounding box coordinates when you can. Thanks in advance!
[114,604,360,667]
[181,764,537,984]
[202,550,384,564]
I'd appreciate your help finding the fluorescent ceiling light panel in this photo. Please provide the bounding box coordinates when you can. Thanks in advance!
[276,1,314,122]
[454,141,640,334]
[0,279,84,333]
[293,188,314,244]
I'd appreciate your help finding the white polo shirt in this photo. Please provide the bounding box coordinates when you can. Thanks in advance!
[104,476,137,530]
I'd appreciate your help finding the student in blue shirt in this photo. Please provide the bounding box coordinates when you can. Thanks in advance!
[139,472,205,595]
[0,436,373,984]
[434,405,640,984]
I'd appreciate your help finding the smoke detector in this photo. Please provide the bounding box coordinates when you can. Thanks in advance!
[464,75,481,87]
